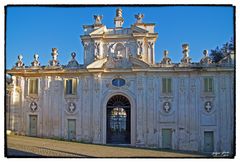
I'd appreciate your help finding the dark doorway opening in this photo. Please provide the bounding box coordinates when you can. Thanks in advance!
[107,95,131,144]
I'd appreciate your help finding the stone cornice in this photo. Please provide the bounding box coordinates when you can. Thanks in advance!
[80,32,158,40]
[7,66,234,77]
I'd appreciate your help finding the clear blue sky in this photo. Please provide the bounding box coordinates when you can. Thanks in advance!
[6,6,234,69]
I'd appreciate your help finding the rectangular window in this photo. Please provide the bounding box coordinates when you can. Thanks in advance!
[29,78,38,95]
[162,78,172,94]
[204,77,213,93]
[65,78,77,95]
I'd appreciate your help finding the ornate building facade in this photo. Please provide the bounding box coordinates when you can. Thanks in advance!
[7,9,234,154]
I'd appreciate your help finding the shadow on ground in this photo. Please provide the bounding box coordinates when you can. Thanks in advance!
[7,148,41,157]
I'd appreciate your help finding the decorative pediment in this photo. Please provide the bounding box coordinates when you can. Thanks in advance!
[132,25,148,33]
[129,56,149,68]
[86,57,108,69]
[89,26,107,35]
[104,57,132,69]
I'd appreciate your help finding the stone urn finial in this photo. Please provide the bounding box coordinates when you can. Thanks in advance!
[182,43,189,57]
[94,15,103,25]
[135,13,144,23]
[31,53,40,67]
[71,52,76,60]
[15,54,24,68]
[200,49,212,64]
[181,43,191,64]
[51,48,58,60]
[116,8,122,17]
[34,54,39,60]
[164,50,169,58]
[161,50,172,65]
[203,49,208,57]
[114,8,124,28]
[18,54,23,61]
[49,48,60,66]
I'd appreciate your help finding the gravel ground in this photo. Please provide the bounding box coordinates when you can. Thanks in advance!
[6,135,206,158]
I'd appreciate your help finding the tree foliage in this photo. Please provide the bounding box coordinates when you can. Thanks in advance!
[209,38,234,63]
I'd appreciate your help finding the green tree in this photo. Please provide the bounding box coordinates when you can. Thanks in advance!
[210,38,234,63]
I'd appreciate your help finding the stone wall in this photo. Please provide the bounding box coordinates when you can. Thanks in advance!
[9,70,234,154]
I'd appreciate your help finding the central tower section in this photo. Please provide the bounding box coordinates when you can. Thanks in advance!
[80,8,158,67]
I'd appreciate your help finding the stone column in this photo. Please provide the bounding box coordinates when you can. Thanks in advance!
[82,76,91,142]
[146,77,155,147]
[177,77,187,150]
[92,73,102,143]
[147,42,154,64]
[136,73,145,146]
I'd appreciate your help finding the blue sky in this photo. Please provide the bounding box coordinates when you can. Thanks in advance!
[6,6,234,69]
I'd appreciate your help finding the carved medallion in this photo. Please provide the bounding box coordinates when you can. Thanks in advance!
[163,102,171,113]
[204,101,212,112]
[68,102,76,113]
[30,101,38,112]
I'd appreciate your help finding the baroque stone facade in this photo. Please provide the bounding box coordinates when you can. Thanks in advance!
[7,8,234,155]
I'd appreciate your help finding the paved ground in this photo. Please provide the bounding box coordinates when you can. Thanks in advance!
[6,135,207,158]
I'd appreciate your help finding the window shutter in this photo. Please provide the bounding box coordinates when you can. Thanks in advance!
[72,79,77,95]
[204,78,208,92]
[209,78,213,92]
[168,78,172,93]
[66,79,73,95]
[29,79,33,94]
[64,80,66,94]
[69,80,71,94]
[162,78,166,93]
[35,79,38,94]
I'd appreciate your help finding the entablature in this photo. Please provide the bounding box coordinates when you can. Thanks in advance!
[7,65,234,77]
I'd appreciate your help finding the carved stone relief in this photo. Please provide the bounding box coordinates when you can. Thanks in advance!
[30,101,38,112]
[204,101,212,113]
[163,101,171,113]
[137,41,143,59]
[94,42,101,60]
[67,102,76,113]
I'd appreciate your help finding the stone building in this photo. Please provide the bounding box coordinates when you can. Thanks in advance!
[6,8,234,154]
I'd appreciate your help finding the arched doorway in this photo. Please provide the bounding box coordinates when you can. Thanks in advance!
[106,95,131,144]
